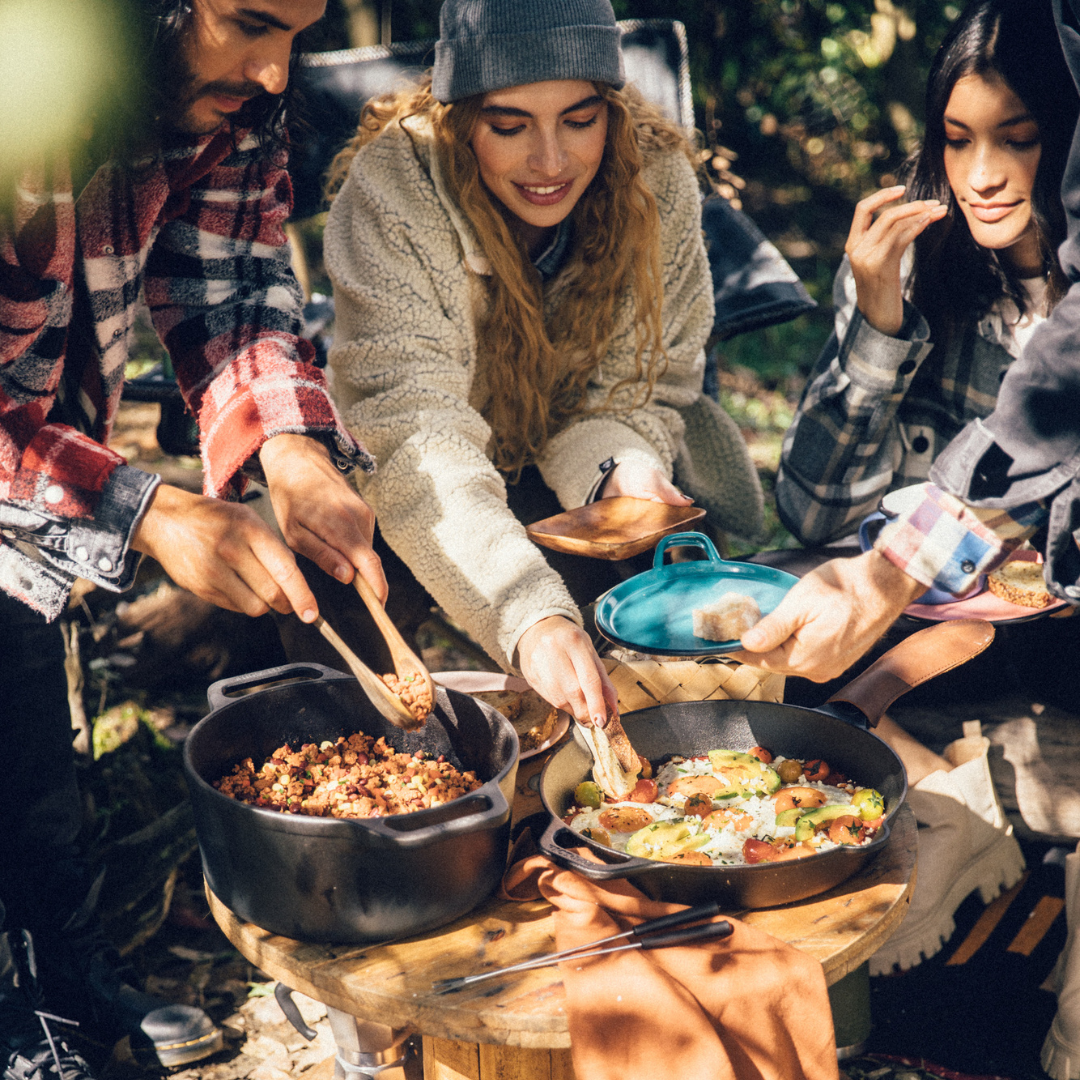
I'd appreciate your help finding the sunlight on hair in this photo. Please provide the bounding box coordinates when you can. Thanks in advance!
[0,0,118,169]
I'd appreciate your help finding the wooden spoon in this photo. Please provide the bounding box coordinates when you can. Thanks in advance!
[314,616,424,732]
[352,574,437,718]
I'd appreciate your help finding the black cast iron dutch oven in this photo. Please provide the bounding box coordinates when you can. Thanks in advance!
[537,620,995,908]
[183,663,519,943]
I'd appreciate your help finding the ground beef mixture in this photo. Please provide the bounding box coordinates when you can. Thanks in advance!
[214,733,482,818]
[381,672,433,722]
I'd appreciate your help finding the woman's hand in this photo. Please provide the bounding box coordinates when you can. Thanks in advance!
[259,433,388,602]
[846,186,947,336]
[599,460,692,505]
[516,615,619,727]
[132,484,322,620]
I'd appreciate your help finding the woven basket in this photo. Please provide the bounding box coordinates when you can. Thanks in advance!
[602,656,784,714]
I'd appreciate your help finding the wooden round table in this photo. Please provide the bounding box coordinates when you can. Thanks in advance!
[209,743,916,1080]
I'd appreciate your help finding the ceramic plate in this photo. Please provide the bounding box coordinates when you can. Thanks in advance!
[594,532,799,656]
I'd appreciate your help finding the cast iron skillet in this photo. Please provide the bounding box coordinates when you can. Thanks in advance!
[184,663,519,943]
[538,620,994,908]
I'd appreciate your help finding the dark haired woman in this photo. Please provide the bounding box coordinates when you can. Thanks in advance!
[771,0,1078,984]
[776,0,1077,546]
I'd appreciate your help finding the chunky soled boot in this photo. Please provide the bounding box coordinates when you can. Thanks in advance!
[0,930,97,1080]
[869,725,1025,974]
[1042,843,1080,1078]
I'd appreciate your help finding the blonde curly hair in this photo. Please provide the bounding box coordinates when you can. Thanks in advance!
[328,77,696,479]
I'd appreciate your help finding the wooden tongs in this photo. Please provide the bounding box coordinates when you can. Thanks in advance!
[314,575,436,732]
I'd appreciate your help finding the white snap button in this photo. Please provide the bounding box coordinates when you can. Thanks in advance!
[97,556,113,572]
[44,485,63,504]
[74,546,89,562]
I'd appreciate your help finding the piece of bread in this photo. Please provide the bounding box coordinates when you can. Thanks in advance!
[473,688,559,752]
[987,556,1053,609]
[692,591,761,642]
[579,712,642,800]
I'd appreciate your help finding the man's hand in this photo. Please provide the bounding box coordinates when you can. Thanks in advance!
[516,615,620,726]
[259,433,387,602]
[730,550,926,681]
[132,484,320,620]
[599,460,692,505]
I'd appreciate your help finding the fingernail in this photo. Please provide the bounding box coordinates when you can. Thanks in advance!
[924,199,941,206]
[593,713,606,728]
[335,565,351,583]
[301,608,317,623]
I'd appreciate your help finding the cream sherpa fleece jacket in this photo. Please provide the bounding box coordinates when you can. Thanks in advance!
[325,117,763,671]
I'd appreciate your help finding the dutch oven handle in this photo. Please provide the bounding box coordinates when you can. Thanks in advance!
[206,663,346,712]
[537,815,664,880]
[353,788,512,847]
[820,619,995,729]
[653,531,723,569]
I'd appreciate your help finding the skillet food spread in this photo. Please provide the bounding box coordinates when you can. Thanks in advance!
[214,733,482,818]
[564,745,884,866]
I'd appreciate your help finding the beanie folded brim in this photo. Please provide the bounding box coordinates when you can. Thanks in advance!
[432,25,626,102]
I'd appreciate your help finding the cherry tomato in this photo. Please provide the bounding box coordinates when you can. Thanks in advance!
[684,794,713,818]
[803,759,830,783]
[773,786,827,813]
[628,778,659,804]
[827,816,861,845]
[742,838,777,864]
[637,754,653,780]
[749,746,773,764]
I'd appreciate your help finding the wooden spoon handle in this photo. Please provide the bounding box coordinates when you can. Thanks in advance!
[315,616,422,731]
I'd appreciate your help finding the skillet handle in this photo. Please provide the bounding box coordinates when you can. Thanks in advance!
[825,619,995,727]
[537,817,660,880]
[205,663,345,711]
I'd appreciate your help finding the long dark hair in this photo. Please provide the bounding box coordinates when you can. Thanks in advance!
[906,0,1078,342]
[102,0,308,163]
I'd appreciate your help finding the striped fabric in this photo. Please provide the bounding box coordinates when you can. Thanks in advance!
[0,126,372,617]
[775,257,1016,545]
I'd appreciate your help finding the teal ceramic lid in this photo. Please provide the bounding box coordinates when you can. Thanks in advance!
[594,532,798,656]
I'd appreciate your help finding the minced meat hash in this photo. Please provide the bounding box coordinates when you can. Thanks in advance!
[565,745,885,866]
[214,733,482,818]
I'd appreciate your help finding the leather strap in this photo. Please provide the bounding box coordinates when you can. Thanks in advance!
[826,619,995,726]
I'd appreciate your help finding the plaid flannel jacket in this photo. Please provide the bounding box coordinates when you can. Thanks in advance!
[0,127,372,618]
[775,257,1018,546]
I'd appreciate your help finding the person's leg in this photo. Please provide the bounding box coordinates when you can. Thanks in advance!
[0,594,220,1071]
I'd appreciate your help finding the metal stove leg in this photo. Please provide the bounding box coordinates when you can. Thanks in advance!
[325,1006,416,1080]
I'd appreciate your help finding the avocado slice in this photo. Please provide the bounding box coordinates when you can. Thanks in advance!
[794,803,858,842]
[626,819,709,861]
[707,749,781,795]
[774,807,805,828]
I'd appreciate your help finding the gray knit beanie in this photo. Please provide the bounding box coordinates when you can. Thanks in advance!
[432,0,625,103]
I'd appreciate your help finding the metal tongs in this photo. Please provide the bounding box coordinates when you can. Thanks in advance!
[430,901,732,994]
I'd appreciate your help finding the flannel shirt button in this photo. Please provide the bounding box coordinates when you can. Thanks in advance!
[104,245,114,255]
[44,485,64,504]
[961,560,976,574]
[97,556,113,572]
[74,546,89,562]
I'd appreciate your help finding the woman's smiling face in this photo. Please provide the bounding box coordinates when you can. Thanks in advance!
[943,71,1043,272]
[470,79,608,249]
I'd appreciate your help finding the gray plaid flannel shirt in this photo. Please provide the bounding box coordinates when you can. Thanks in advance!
[774,257,1019,545]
